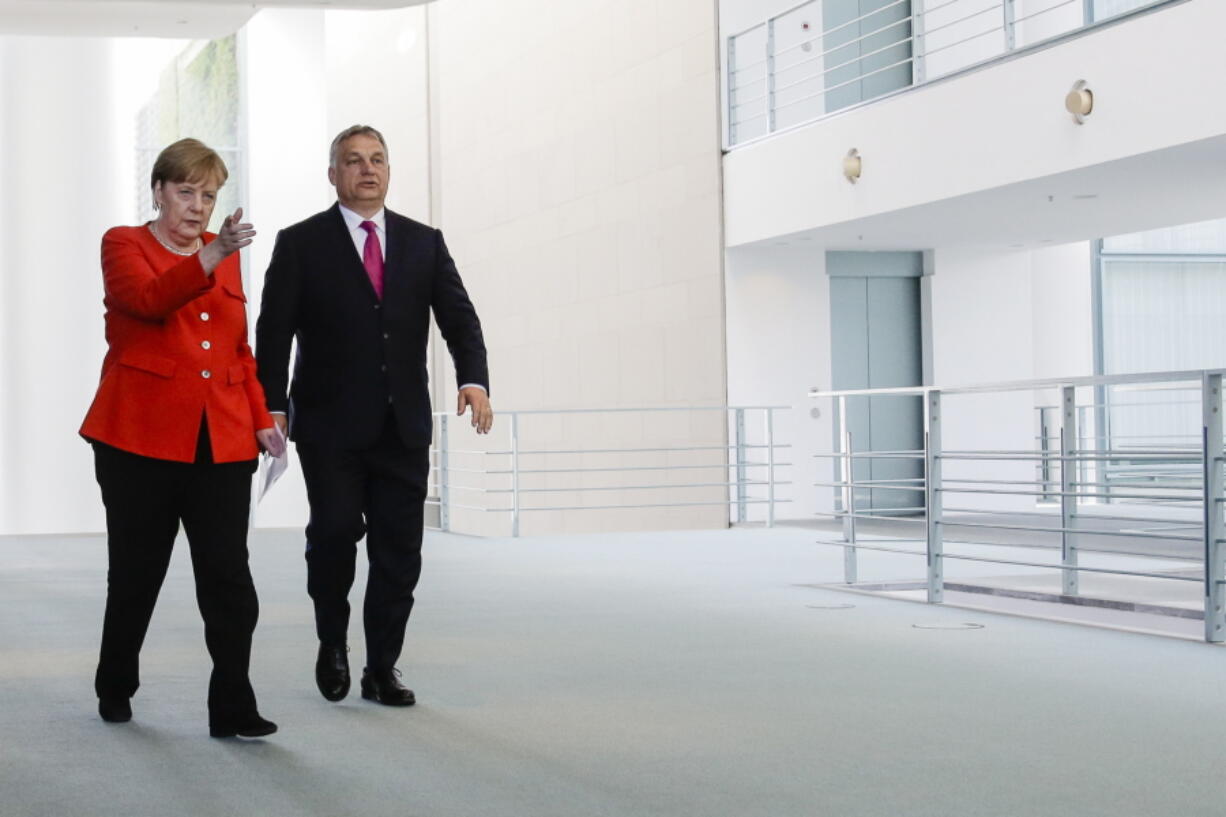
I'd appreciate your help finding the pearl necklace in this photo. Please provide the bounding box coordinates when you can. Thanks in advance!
[148,222,200,256]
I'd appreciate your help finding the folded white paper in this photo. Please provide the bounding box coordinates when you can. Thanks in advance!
[258,426,289,502]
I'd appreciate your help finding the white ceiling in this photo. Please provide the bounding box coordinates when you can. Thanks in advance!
[0,1,430,38]
[745,134,1226,252]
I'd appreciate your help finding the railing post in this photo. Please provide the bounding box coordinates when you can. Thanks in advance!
[843,429,857,585]
[1002,0,1016,51]
[1077,405,1092,504]
[727,35,738,146]
[912,2,927,85]
[765,408,776,528]
[1060,386,1079,595]
[925,390,943,604]
[836,395,857,583]
[1202,373,1224,643]
[439,413,450,533]
[837,395,851,542]
[1037,407,1051,501]
[510,413,520,538]
[734,408,747,523]
[766,18,777,134]
[1082,0,1094,26]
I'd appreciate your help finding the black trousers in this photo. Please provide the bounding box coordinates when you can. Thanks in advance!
[296,410,430,672]
[92,423,259,723]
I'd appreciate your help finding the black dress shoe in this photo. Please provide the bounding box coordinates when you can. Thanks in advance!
[360,668,416,707]
[98,697,131,723]
[316,643,350,702]
[209,713,278,739]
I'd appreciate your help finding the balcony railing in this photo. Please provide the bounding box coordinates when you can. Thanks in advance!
[809,369,1226,643]
[426,406,791,537]
[726,0,1172,147]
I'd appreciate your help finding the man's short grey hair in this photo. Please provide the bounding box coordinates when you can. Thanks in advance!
[329,125,389,168]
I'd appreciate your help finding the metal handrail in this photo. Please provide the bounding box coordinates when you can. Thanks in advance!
[727,0,1177,147]
[812,367,1226,642]
[809,368,1224,399]
[428,405,790,537]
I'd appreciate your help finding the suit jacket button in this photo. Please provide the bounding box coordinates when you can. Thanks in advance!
[201,370,212,379]
[383,332,389,339]
[374,304,381,310]
[201,340,211,350]
[200,312,210,321]
[388,396,394,404]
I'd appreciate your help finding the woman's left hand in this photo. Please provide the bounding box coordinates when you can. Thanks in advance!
[256,426,286,458]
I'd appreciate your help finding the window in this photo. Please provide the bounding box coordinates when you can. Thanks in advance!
[135,36,242,231]
[1095,217,1226,491]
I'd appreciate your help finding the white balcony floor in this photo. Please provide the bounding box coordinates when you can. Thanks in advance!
[3,525,1224,816]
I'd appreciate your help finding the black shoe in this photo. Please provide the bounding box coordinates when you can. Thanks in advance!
[360,668,416,707]
[209,713,278,739]
[98,697,132,723]
[316,643,350,702]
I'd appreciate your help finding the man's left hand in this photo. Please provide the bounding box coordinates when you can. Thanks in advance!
[458,386,494,434]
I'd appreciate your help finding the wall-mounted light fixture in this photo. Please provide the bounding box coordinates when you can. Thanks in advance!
[1065,80,1093,125]
[843,148,861,184]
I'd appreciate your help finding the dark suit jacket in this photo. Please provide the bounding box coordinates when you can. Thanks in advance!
[255,203,488,449]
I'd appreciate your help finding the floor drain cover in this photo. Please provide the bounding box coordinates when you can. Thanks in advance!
[807,603,856,610]
[911,622,984,630]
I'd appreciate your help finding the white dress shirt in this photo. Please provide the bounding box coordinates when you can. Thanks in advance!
[338,203,387,260]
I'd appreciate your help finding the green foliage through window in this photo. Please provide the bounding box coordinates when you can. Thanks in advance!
[135,35,242,231]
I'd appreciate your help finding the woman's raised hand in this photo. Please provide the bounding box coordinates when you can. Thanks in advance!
[216,207,256,254]
[199,207,256,275]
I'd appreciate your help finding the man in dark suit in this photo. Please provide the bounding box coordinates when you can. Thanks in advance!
[256,124,491,707]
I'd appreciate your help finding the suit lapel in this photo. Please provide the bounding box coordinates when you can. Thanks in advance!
[382,210,411,304]
[327,203,380,301]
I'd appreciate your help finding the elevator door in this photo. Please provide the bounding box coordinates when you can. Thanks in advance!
[828,252,924,513]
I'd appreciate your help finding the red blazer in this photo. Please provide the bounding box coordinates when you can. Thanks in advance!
[80,225,275,463]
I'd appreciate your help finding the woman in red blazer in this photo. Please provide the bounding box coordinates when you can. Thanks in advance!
[80,139,284,738]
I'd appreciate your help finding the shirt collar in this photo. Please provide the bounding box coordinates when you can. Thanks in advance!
[338,203,385,233]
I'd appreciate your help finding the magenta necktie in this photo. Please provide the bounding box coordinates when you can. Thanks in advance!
[360,220,384,299]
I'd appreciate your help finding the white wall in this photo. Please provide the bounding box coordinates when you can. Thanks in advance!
[928,246,1035,513]
[1030,241,1095,379]
[0,0,729,538]
[323,7,431,224]
[0,37,155,534]
[927,242,1093,511]
[720,238,1095,519]
[242,10,330,529]
[724,0,1226,247]
[432,0,728,535]
[243,7,432,530]
[724,245,832,519]
[0,19,336,537]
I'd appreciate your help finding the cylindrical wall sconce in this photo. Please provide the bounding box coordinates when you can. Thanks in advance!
[843,148,861,184]
[1066,80,1093,124]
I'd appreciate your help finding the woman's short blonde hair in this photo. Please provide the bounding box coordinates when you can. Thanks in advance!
[150,138,229,191]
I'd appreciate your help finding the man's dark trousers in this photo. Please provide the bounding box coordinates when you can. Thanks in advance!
[296,409,430,672]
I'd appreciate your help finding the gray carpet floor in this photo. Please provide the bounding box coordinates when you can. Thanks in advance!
[2,526,1224,817]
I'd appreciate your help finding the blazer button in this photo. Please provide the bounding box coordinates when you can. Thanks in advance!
[200,312,210,321]
[383,332,389,340]
[201,340,211,350]
[381,364,387,372]
[201,370,212,379]
[374,304,381,310]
